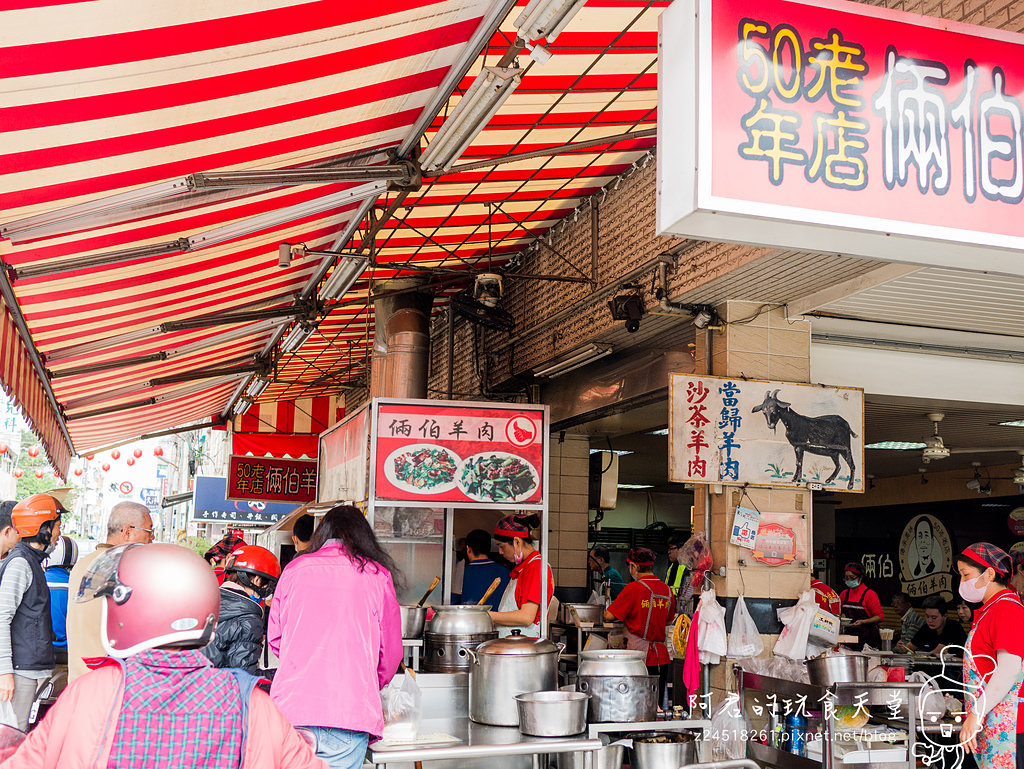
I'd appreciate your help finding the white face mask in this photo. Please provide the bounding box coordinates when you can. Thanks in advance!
[959,573,989,603]
[513,543,524,566]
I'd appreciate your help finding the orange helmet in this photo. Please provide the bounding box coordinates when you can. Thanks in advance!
[224,545,281,598]
[11,494,65,537]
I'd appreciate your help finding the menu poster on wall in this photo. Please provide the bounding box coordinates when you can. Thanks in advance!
[669,374,865,491]
[317,406,370,504]
[370,398,548,509]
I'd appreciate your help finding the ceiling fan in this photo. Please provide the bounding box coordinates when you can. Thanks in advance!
[872,412,1024,465]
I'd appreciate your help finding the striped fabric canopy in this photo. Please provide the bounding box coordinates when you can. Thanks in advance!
[0,0,662,471]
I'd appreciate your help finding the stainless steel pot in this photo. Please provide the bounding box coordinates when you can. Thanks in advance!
[429,605,494,635]
[806,652,868,687]
[514,691,589,736]
[400,605,427,639]
[577,649,648,677]
[466,630,564,726]
[577,674,658,723]
[629,732,697,769]
[557,743,625,769]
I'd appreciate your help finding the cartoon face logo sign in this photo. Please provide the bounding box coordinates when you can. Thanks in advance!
[911,645,989,769]
[899,514,954,600]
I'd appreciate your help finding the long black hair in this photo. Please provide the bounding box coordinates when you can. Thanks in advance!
[306,505,403,589]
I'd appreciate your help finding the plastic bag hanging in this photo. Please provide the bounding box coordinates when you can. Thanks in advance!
[697,588,728,664]
[774,589,818,660]
[727,594,764,658]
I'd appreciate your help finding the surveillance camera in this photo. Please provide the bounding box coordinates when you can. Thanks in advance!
[625,319,640,333]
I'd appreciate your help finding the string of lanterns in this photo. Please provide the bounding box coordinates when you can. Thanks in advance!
[7,443,168,482]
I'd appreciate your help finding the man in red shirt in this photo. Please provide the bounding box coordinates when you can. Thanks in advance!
[604,547,674,705]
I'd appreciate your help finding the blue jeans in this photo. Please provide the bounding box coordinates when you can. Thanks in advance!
[303,726,369,769]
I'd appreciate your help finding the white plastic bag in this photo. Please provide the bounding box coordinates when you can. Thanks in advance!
[697,589,728,665]
[727,595,764,658]
[774,590,817,660]
[709,697,748,761]
[0,700,16,730]
[380,670,421,742]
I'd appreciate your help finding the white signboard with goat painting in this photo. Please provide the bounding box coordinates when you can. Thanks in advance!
[669,375,865,492]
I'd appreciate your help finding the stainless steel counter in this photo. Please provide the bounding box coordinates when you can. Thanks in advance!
[369,716,602,769]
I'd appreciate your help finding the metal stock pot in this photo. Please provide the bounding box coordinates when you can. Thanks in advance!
[465,630,564,726]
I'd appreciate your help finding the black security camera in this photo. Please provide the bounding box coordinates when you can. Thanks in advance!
[608,291,645,333]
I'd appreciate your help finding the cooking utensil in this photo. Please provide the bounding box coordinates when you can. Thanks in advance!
[465,630,564,726]
[577,674,658,723]
[577,649,647,677]
[400,605,427,639]
[806,652,868,687]
[557,742,625,769]
[515,690,590,736]
[416,576,441,607]
[566,603,603,626]
[478,578,502,606]
[422,631,495,673]
[429,605,494,635]
[629,731,697,769]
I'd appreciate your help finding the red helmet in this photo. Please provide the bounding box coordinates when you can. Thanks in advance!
[11,494,64,537]
[77,543,219,658]
[224,545,281,598]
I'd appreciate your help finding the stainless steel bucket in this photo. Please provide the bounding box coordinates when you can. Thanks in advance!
[515,691,590,736]
[400,605,427,639]
[806,652,868,687]
[630,732,697,769]
[557,743,625,769]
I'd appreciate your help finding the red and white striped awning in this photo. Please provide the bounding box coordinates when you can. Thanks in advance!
[1,0,663,461]
[0,0,501,459]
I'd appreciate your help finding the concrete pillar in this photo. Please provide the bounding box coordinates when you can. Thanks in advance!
[548,434,590,587]
[693,301,813,695]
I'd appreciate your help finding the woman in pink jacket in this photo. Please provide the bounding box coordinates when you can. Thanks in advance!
[268,505,403,769]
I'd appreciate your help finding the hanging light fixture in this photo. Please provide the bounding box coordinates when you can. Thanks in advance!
[320,254,369,300]
[419,67,522,176]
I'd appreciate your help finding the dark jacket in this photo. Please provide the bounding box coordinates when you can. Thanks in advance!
[0,543,56,671]
[202,585,265,673]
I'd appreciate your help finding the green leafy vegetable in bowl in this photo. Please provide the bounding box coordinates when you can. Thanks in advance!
[393,448,457,489]
[460,454,537,501]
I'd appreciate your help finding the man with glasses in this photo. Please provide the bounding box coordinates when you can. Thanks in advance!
[66,501,154,681]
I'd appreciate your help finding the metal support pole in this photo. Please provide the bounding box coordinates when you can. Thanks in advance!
[447,303,456,400]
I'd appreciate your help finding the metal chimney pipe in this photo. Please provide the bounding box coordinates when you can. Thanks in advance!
[370,278,435,399]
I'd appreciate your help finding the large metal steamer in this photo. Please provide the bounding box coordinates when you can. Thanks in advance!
[423,606,497,673]
[575,650,659,723]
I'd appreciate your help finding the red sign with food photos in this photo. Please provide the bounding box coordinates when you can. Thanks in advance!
[370,399,548,509]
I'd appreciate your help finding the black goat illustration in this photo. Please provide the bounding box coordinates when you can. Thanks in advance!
[751,390,858,489]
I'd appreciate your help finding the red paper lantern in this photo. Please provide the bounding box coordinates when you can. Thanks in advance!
[27,446,39,458]
[101,463,111,472]
[34,469,44,479]
[85,454,95,461]
[111,450,121,460]
[126,458,135,466]
[53,471,61,479]
[0,442,7,455]
[133,448,143,458]
[153,446,164,457]
[74,468,83,477]
[12,469,22,479]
